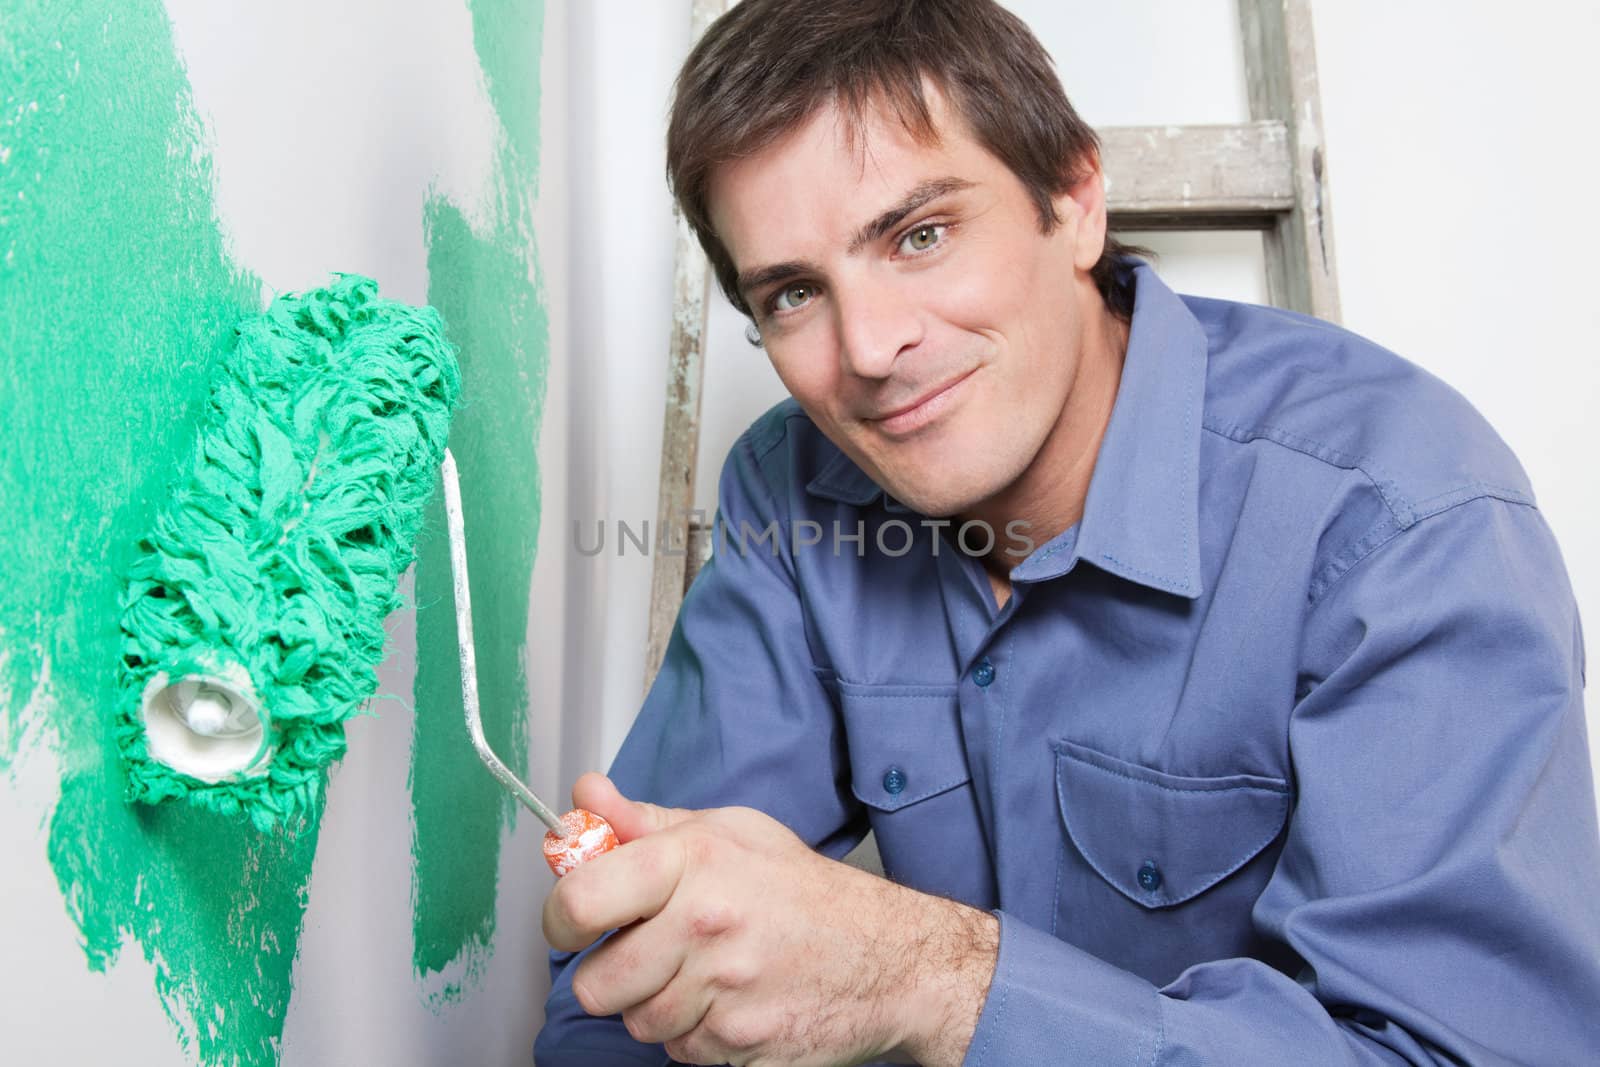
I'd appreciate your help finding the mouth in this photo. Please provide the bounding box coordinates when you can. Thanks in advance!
[869,368,978,438]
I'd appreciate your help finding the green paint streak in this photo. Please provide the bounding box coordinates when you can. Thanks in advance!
[2,4,321,1063]
[408,0,548,1002]
[466,1,545,182]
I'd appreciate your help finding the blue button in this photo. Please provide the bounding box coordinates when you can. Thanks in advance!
[882,766,907,795]
[1138,860,1162,892]
[972,658,996,687]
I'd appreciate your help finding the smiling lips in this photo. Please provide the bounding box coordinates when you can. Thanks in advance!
[869,368,977,437]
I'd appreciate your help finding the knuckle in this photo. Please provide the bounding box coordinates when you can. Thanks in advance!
[622,1006,653,1044]
[552,903,589,942]
[569,970,607,1017]
[710,950,761,991]
[631,838,668,882]
[687,898,739,941]
[622,990,675,1045]
[684,828,723,868]
[661,1035,696,1063]
[721,805,770,835]
[707,1009,769,1053]
[541,892,574,947]
[556,884,601,935]
[663,1030,720,1065]
[604,935,639,975]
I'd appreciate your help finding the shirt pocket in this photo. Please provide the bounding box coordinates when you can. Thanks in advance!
[1052,738,1293,985]
[837,680,993,910]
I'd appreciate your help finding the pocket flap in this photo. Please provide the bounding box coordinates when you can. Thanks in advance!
[1054,740,1290,908]
[837,682,972,812]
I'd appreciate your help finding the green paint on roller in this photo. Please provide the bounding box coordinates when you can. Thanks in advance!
[2,2,322,1062]
[118,274,460,829]
[409,0,549,1002]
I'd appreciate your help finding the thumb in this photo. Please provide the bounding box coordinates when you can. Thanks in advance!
[570,772,693,844]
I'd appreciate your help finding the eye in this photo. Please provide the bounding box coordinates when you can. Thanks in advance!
[898,223,946,254]
[771,283,815,313]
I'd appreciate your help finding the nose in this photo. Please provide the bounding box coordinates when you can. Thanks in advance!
[833,274,923,380]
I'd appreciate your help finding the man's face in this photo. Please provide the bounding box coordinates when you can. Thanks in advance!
[707,86,1106,518]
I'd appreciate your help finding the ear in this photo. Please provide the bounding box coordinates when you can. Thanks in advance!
[1052,157,1108,272]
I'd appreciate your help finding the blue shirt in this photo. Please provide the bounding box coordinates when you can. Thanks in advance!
[536,264,1600,1065]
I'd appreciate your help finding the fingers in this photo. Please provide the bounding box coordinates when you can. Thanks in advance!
[571,772,695,844]
[543,828,688,951]
[579,930,723,1058]
[570,912,691,1021]
[624,970,715,1052]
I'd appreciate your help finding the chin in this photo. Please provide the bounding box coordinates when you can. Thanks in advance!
[865,429,1023,517]
[881,477,989,519]
[915,444,1030,515]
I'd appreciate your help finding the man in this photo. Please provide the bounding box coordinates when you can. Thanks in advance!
[536,1,1600,1063]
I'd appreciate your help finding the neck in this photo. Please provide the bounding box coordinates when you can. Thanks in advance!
[963,291,1130,578]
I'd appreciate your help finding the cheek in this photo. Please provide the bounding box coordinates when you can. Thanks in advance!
[929,232,1050,335]
[767,341,843,422]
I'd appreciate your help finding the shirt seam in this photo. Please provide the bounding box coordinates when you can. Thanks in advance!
[1024,529,1077,570]
[991,630,1016,793]
[745,401,803,464]
[738,428,799,585]
[1307,492,1541,610]
[1051,822,1066,939]
[832,685,960,698]
[731,412,839,679]
[1148,992,1166,1067]
[1202,417,1415,520]
[1056,745,1290,795]
[1202,419,1540,606]
[1097,551,1192,593]
[852,774,970,808]
[1201,418,1536,529]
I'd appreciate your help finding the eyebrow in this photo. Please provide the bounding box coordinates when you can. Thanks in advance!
[847,176,975,254]
[735,176,976,305]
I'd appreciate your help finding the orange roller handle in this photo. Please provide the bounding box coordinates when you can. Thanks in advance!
[543,808,619,877]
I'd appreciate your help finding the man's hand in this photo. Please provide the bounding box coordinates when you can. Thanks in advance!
[542,773,999,1067]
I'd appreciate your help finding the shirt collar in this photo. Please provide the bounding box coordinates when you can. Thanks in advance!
[805,261,1207,598]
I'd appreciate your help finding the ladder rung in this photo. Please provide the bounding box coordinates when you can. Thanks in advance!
[1101,121,1294,227]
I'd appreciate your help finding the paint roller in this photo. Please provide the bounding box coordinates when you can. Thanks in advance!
[116,274,614,874]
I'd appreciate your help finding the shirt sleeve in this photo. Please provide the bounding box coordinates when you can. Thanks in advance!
[965,495,1600,1066]
[535,426,867,1066]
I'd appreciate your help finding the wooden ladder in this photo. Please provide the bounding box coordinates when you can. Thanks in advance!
[644,0,1341,691]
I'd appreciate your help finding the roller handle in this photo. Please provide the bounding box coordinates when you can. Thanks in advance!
[440,448,617,876]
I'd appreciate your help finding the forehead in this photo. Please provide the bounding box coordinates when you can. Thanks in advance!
[705,89,999,266]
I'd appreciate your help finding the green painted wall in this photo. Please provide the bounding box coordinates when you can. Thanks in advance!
[409,0,550,1006]
[1,3,320,1064]
[2,0,550,1059]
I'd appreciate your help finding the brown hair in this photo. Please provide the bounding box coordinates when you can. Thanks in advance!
[665,0,1142,326]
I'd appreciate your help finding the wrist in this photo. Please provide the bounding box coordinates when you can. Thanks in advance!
[884,887,1000,1067]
